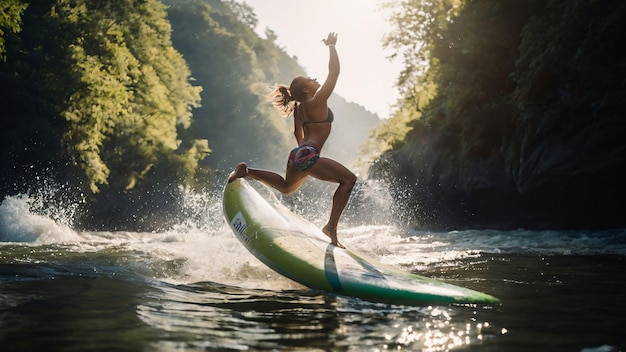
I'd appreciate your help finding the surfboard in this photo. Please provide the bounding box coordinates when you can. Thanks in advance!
[223,178,500,306]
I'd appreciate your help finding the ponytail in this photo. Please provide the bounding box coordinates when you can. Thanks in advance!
[268,84,296,117]
[268,77,308,117]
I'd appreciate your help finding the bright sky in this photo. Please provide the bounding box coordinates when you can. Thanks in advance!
[243,0,403,119]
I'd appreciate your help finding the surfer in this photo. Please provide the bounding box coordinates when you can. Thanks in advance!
[228,32,356,248]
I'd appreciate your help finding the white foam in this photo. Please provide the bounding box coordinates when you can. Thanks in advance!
[0,195,81,244]
[2,180,624,292]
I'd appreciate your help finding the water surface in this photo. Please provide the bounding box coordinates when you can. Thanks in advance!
[1,189,624,351]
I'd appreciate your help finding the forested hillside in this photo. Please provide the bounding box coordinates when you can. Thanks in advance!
[164,0,380,170]
[164,0,295,172]
[1,0,209,228]
[371,0,626,230]
[0,0,379,230]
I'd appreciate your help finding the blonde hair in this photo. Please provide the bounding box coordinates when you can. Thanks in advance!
[267,77,307,117]
[267,84,295,117]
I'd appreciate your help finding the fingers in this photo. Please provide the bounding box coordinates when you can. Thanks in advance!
[322,32,338,46]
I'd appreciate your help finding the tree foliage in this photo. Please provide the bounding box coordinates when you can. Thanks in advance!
[0,0,28,60]
[52,0,204,193]
[506,0,626,176]
[382,0,540,155]
[0,0,377,230]
[1,0,205,194]
[0,0,206,229]
[374,0,626,229]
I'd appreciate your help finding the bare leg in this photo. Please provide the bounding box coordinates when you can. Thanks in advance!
[228,162,308,195]
[308,158,356,248]
[228,159,355,248]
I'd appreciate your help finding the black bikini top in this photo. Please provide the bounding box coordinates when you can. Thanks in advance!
[301,108,334,127]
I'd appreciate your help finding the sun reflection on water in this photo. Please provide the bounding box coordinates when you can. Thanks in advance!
[373,305,502,351]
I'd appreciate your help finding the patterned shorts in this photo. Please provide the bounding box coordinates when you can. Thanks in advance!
[287,145,320,171]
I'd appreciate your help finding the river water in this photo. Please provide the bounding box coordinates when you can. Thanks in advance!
[0,181,625,351]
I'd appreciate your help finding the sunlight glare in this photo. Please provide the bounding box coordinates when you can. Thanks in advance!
[243,0,403,119]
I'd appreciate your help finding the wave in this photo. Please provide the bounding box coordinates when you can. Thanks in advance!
[2,185,625,290]
[0,192,299,289]
[0,194,81,243]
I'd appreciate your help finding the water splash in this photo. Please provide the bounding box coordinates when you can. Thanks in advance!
[0,194,81,243]
[2,177,625,291]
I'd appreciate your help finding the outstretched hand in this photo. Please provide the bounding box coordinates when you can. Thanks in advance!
[322,32,338,46]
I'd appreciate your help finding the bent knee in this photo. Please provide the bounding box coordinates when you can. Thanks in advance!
[283,186,299,196]
[281,181,304,195]
[343,173,357,188]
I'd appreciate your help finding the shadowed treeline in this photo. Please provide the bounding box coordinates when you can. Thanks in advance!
[371,0,626,230]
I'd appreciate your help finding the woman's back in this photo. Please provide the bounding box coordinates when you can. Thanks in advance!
[296,104,333,150]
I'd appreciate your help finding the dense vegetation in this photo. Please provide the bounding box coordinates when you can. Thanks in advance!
[372,0,626,229]
[1,0,208,228]
[165,0,297,172]
[164,0,380,171]
[6,0,619,231]
[0,0,378,230]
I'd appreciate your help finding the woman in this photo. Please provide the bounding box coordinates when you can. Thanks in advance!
[228,32,356,248]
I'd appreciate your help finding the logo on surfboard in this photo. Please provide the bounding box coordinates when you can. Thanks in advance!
[231,212,249,237]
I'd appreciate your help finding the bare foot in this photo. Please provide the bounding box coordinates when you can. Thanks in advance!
[322,225,345,249]
[228,162,248,183]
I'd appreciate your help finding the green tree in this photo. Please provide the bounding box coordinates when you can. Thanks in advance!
[374,0,626,229]
[0,0,28,60]
[382,0,540,152]
[0,0,206,229]
[50,0,204,193]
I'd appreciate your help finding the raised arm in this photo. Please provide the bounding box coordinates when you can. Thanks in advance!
[312,32,340,104]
